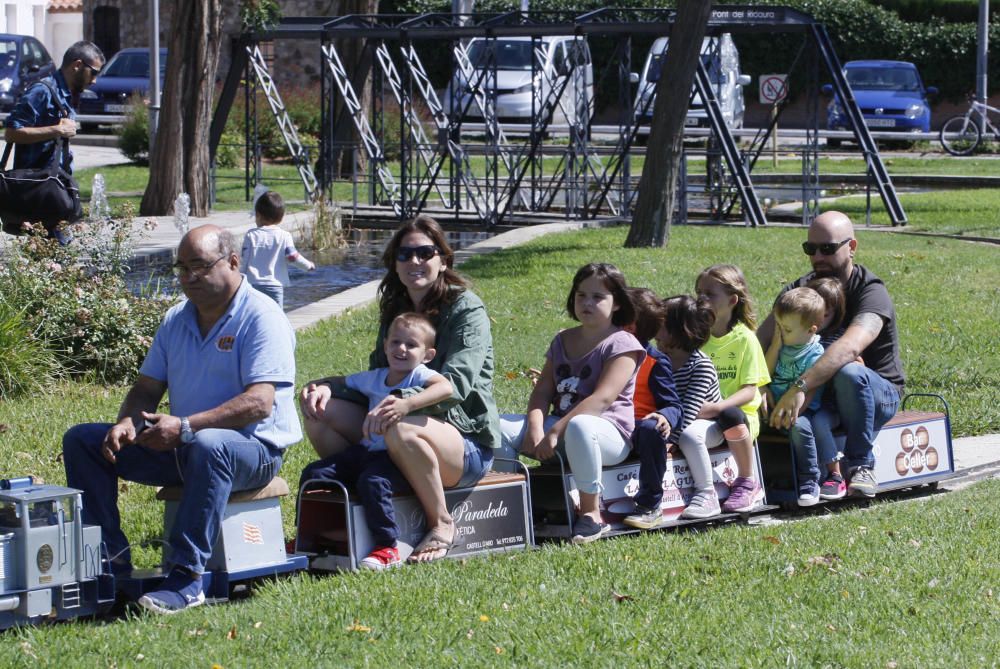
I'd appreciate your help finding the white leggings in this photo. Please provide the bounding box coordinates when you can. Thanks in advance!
[498,413,631,494]
[677,418,725,492]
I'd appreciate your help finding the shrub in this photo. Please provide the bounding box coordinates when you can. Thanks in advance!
[117,93,150,165]
[0,297,60,400]
[216,130,245,169]
[0,209,173,385]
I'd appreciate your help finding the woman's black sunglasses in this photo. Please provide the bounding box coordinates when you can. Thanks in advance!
[802,239,852,256]
[396,245,440,262]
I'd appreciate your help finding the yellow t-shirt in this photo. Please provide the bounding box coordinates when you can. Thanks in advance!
[700,322,771,439]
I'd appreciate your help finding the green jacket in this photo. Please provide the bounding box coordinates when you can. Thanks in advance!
[367,289,501,449]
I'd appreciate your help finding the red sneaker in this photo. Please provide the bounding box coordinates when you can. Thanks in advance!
[360,545,402,571]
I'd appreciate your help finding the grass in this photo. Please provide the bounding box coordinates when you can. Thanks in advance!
[1,224,997,663]
[5,480,1000,666]
[826,189,1000,237]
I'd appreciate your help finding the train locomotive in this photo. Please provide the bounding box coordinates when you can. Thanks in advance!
[0,477,115,629]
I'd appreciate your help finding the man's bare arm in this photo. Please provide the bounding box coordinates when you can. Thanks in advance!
[800,312,883,389]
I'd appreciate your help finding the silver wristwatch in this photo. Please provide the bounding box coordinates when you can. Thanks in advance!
[792,377,808,393]
[180,416,195,444]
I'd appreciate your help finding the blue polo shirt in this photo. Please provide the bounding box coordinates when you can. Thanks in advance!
[138,278,302,449]
[6,70,75,171]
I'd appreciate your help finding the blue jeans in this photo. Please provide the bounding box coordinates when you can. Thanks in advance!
[827,363,901,470]
[63,423,283,575]
[456,437,494,488]
[632,418,669,510]
[787,408,840,484]
[299,443,412,548]
[253,283,284,309]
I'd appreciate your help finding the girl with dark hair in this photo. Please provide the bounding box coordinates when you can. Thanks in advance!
[498,263,644,544]
[299,215,499,563]
[624,295,726,528]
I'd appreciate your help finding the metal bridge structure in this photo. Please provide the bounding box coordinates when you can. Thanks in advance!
[209,5,907,228]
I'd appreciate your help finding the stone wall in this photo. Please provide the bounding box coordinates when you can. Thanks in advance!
[80,1,335,90]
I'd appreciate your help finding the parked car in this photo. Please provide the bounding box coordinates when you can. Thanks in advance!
[78,47,167,129]
[823,60,937,147]
[634,33,751,130]
[0,34,56,113]
[442,36,595,126]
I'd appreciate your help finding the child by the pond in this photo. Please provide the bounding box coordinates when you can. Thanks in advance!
[241,190,315,308]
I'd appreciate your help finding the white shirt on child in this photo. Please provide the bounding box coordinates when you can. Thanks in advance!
[241,226,314,287]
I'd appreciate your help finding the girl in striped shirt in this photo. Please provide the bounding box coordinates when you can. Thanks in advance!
[625,295,725,526]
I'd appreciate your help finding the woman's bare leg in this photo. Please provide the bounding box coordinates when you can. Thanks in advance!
[384,416,465,561]
[304,398,367,458]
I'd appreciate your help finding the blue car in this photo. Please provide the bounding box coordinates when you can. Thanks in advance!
[823,60,937,146]
[78,47,166,128]
[0,34,56,113]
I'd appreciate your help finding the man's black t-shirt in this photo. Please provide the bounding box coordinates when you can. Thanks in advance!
[783,264,905,392]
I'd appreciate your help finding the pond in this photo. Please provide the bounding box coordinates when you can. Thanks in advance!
[130,228,495,313]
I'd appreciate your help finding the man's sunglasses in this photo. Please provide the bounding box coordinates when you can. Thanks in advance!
[396,245,440,262]
[85,62,102,77]
[802,239,852,256]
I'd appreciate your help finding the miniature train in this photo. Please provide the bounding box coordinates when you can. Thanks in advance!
[1,395,955,630]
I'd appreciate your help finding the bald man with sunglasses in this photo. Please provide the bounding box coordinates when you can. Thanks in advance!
[758,211,904,499]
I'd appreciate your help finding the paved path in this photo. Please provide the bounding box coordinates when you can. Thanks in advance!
[0,140,129,170]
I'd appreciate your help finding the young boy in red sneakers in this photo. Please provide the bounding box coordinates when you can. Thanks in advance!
[297,313,452,569]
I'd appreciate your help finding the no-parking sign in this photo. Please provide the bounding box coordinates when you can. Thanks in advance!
[759,74,789,105]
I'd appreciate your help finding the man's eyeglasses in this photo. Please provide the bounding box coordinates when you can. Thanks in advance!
[85,62,102,77]
[396,245,440,262]
[802,239,852,256]
[172,255,226,278]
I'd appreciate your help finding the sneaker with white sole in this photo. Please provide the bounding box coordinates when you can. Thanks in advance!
[681,488,722,519]
[721,477,764,513]
[137,567,205,615]
[623,506,664,530]
[361,545,402,570]
[797,479,821,507]
[847,466,877,498]
[819,474,847,500]
[571,516,610,544]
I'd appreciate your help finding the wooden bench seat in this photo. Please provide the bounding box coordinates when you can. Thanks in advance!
[156,476,290,503]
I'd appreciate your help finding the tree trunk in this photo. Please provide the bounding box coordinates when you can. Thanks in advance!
[625,0,714,248]
[141,0,223,217]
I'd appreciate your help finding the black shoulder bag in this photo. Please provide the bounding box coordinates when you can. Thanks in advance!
[0,80,83,236]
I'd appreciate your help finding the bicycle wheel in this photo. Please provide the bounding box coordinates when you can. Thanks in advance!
[940,115,981,156]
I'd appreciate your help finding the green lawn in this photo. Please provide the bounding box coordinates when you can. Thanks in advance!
[1,225,997,664]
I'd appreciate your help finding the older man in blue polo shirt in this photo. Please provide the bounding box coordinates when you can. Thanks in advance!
[62,224,301,614]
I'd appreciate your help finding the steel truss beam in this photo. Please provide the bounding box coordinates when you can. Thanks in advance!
[211,6,905,226]
[245,45,319,200]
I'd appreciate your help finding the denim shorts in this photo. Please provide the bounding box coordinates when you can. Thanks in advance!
[454,436,494,488]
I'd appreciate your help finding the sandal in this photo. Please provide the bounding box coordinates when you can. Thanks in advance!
[406,528,454,564]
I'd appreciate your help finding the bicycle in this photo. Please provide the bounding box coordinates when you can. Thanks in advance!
[939,98,1000,156]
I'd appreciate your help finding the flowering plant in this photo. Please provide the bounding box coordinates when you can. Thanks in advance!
[0,206,174,385]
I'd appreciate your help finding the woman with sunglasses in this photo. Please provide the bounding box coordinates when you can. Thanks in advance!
[299,215,499,563]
